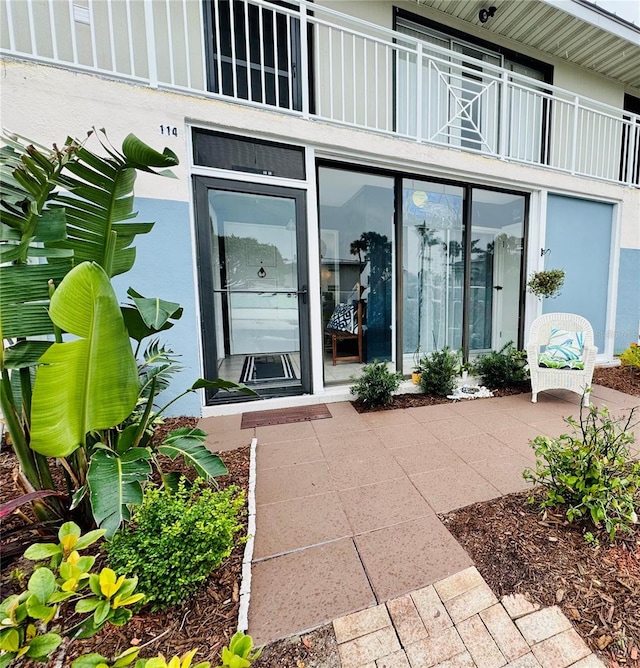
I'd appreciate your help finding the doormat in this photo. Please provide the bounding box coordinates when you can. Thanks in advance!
[241,404,332,429]
[240,354,296,384]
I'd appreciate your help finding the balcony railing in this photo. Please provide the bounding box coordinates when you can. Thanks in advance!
[1,0,638,186]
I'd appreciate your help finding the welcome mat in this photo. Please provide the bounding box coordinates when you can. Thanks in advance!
[240,354,296,384]
[241,404,332,429]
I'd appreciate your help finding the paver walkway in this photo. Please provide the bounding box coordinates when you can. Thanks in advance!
[198,384,640,647]
[333,566,605,668]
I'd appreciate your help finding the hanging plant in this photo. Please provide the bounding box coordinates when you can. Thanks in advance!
[527,269,565,299]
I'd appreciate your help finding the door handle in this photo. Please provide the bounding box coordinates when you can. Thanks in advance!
[298,285,308,304]
[494,285,503,291]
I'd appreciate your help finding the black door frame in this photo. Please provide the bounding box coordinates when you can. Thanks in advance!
[193,176,311,404]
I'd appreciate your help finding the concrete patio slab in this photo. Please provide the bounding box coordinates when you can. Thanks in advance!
[326,452,406,490]
[339,478,433,534]
[312,414,370,436]
[255,460,335,505]
[253,492,351,560]
[316,429,387,459]
[249,538,375,644]
[392,441,466,475]
[256,437,324,470]
[372,423,442,449]
[406,403,460,422]
[328,401,360,417]
[446,433,515,464]
[361,408,420,428]
[469,455,535,495]
[254,420,317,443]
[423,416,485,440]
[354,516,473,601]
[410,465,502,513]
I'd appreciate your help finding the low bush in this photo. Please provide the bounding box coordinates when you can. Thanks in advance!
[523,403,640,541]
[620,342,640,372]
[475,341,528,388]
[107,479,244,609]
[419,348,459,397]
[350,360,403,407]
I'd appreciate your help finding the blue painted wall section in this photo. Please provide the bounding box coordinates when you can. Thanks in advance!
[112,198,202,417]
[614,248,640,354]
[544,195,613,354]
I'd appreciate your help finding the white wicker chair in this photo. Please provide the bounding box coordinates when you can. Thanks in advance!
[526,313,597,406]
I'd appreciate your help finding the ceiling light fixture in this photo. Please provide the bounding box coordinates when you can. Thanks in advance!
[479,6,497,23]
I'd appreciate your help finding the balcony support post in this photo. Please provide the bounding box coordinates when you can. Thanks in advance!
[143,0,159,88]
[300,4,310,118]
[570,95,579,174]
[627,118,638,186]
[498,70,509,159]
[416,43,423,141]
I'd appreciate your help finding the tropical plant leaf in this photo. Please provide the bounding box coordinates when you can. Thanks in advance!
[158,428,228,478]
[126,287,182,330]
[87,448,152,537]
[30,262,139,457]
[49,131,178,277]
[0,491,66,519]
[191,378,258,396]
[1,340,53,370]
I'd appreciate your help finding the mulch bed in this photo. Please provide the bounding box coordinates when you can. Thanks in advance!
[441,489,640,667]
[0,417,251,667]
[594,366,640,398]
[352,380,531,412]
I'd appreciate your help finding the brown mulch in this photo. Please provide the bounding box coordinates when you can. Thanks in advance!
[441,489,640,667]
[253,625,341,668]
[352,380,531,412]
[594,366,640,398]
[1,417,251,667]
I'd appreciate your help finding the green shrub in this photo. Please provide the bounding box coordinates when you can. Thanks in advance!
[523,404,640,541]
[419,348,459,397]
[620,342,640,371]
[107,479,244,609]
[475,342,528,388]
[350,361,403,407]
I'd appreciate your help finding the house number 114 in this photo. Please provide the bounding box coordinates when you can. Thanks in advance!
[159,125,178,137]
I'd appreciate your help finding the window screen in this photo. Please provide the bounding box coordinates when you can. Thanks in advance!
[192,129,306,180]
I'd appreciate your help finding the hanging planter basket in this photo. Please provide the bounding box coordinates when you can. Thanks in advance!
[527,269,565,299]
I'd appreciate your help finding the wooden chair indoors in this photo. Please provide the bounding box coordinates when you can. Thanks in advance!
[326,299,363,365]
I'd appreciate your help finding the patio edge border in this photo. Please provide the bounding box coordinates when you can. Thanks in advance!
[238,436,258,632]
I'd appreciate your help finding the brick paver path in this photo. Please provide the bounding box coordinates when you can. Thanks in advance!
[333,566,605,667]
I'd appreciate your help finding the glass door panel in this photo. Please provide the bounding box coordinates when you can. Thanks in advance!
[318,167,394,384]
[469,189,525,355]
[194,179,309,402]
[401,180,464,374]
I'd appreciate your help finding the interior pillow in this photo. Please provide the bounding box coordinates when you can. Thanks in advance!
[327,303,357,334]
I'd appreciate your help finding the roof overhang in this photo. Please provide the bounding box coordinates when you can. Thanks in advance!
[411,0,640,89]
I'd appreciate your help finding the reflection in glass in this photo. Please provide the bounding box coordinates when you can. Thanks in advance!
[318,168,394,383]
[469,189,525,354]
[402,181,464,374]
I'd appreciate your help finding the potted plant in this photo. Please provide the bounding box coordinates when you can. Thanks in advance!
[527,269,565,299]
[460,360,475,381]
[412,346,423,384]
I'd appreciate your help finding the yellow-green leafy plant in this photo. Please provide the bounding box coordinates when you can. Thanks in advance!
[135,648,210,668]
[0,522,143,666]
[72,647,140,668]
[620,342,640,372]
[217,632,262,668]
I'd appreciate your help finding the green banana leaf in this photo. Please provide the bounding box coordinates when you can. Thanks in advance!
[158,428,228,478]
[30,262,139,457]
[87,448,152,537]
[121,287,183,343]
[2,340,53,369]
[50,132,178,277]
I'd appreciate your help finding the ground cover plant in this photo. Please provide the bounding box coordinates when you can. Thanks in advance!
[524,402,640,541]
[107,480,245,609]
[418,347,459,397]
[350,360,403,407]
[474,341,529,389]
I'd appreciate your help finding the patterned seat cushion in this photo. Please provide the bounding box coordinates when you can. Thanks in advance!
[538,328,585,370]
[327,303,357,334]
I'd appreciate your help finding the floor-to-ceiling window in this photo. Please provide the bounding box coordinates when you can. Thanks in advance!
[401,180,464,372]
[318,167,394,384]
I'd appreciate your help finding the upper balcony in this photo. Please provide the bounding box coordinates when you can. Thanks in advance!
[1,0,639,187]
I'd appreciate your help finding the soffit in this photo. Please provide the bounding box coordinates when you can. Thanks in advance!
[411,0,640,89]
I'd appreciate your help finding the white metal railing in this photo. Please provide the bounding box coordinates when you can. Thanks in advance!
[1,0,638,187]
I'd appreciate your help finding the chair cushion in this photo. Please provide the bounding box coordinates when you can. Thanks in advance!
[539,328,585,370]
[327,303,357,334]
